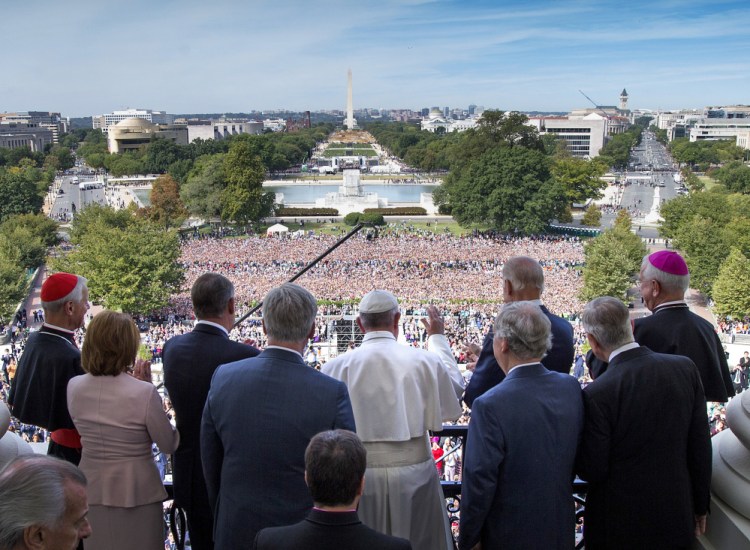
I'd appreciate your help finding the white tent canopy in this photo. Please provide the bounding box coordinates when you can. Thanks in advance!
[266,223,289,235]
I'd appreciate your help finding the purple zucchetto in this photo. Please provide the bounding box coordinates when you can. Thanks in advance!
[647,250,689,276]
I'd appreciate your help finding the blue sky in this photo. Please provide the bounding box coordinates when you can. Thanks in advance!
[3,0,749,117]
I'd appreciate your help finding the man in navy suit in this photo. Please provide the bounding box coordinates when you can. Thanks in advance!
[201,283,356,549]
[162,273,260,550]
[577,297,711,548]
[459,302,583,550]
[254,430,411,550]
[463,256,575,408]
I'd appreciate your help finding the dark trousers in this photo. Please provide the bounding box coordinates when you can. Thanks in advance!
[184,497,215,550]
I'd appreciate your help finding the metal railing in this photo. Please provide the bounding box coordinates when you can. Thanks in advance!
[431,424,588,550]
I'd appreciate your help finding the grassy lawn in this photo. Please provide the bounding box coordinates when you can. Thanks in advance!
[697,175,719,190]
[281,174,439,182]
[258,219,473,237]
[323,149,377,157]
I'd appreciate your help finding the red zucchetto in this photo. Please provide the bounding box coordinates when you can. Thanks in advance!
[40,272,79,302]
[647,250,689,276]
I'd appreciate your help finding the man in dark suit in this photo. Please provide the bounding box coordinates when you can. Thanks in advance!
[577,297,712,549]
[459,302,583,550]
[463,256,575,408]
[634,250,734,402]
[201,283,356,549]
[254,430,411,550]
[162,273,259,550]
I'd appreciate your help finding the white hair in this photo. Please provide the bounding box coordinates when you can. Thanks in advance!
[41,275,88,314]
[0,455,87,549]
[641,255,689,294]
[493,302,551,360]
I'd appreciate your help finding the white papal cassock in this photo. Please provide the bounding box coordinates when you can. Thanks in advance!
[323,331,463,550]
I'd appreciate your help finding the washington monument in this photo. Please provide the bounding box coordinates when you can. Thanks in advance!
[346,68,354,129]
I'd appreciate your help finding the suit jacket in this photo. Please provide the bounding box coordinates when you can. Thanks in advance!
[162,324,258,520]
[201,347,356,549]
[67,373,180,507]
[9,328,82,432]
[253,509,412,550]
[458,364,583,550]
[463,305,575,407]
[576,346,712,549]
[633,304,734,402]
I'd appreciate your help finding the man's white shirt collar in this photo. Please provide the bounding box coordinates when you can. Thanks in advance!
[42,322,75,335]
[195,320,228,336]
[608,342,640,362]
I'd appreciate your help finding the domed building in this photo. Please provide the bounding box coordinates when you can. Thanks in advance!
[108,117,188,153]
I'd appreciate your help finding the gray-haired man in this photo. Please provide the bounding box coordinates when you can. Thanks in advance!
[0,455,91,550]
[201,283,355,549]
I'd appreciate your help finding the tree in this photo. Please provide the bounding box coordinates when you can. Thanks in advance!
[0,228,45,270]
[181,155,227,220]
[439,146,565,234]
[581,205,602,226]
[70,203,133,244]
[0,213,60,248]
[0,169,44,222]
[0,246,26,322]
[221,141,275,225]
[613,209,633,231]
[674,215,728,296]
[713,248,750,318]
[551,157,606,205]
[475,110,543,150]
[144,138,185,174]
[713,161,750,194]
[167,158,194,185]
[148,175,188,230]
[597,127,641,170]
[52,213,184,314]
[48,145,75,171]
[580,227,647,301]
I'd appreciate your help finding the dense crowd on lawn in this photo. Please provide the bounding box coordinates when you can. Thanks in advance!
[139,228,586,367]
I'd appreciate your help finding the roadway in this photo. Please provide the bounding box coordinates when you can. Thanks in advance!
[48,174,106,222]
[597,130,685,240]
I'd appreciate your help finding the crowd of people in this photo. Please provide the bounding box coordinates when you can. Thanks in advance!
[1,226,747,549]
[138,228,587,372]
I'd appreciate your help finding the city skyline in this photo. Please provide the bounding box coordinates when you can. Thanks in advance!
[3,0,749,118]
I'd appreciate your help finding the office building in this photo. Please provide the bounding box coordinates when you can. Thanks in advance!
[93,109,174,134]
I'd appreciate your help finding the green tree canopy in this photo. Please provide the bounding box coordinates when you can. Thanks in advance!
[0,245,27,322]
[52,208,184,314]
[0,213,60,248]
[437,146,565,233]
[712,248,750,318]
[0,228,45,270]
[221,141,275,225]
[712,161,750,194]
[0,168,44,222]
[597,127,642,170]
[580,226,647,301]
[675,215,729,296]
[181,154,226,219]
[551,156,607,205]
[69,203,134,244]
[581,204,602,227]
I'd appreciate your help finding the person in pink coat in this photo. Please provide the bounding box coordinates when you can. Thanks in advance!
[68,310,179,550]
